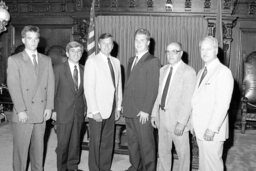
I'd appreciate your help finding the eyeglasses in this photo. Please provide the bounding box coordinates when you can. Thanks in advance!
[165,49,182,55]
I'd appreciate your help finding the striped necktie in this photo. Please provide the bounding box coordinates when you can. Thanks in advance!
[32,54,37,70]
[73,65,78,91]
[160,67,173,110]
[198,67,207,87]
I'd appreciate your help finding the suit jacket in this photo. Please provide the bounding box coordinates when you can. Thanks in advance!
[7,51,54,123]
[83,52,122,119]
[191,58,234,141]
[54,61,86,124]
[152,61,196,132]
[123,52,160,118]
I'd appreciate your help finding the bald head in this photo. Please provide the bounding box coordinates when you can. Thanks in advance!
[166,42,183,65]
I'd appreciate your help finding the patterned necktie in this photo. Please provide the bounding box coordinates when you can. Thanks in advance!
[160,67,173,110]
[107,57,116,87]
[131,56,138,71]
[198,67,207,87]
[73,65,78,91]
[32,54,37,70]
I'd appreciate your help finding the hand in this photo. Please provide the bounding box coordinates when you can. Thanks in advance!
[137,111,149,124]
[44,109,52,121]
[203,128,215,141]
[18,111,28,123]
[151,116,159,129]
[174,122,185,136]
[51,112,56,121]
[93,112,103,122]
[115,110,120,121]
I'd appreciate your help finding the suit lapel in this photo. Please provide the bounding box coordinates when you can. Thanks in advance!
[167,62,184,100]
[195,60,221,93]
[126,52,150,86]
[22,51,42,99]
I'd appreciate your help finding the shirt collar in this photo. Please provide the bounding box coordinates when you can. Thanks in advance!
[136,50,148,61]
[204,58,219,71]
[25,49,37,58]
[68,59,79,69]
[169,60,182,70]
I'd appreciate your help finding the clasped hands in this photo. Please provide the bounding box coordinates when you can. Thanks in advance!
[18,109,52,123]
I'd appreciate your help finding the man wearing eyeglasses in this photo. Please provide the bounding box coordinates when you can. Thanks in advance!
[151,42,196,171]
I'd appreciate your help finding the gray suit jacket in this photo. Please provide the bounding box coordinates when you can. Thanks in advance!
[123,52,160,118]
[152,61,196,132]
[7,51,54,123]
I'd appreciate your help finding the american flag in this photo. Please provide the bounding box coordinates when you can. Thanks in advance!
[87,0,96,59]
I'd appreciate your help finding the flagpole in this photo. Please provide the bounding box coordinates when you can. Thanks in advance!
[86,0,96,60]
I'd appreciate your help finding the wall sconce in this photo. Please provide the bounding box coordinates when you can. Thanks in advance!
[0,0,10,33]
[165,0,173,11]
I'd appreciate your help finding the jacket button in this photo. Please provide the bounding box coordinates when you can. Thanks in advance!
[41,100,44,103]
[32,101,34,104]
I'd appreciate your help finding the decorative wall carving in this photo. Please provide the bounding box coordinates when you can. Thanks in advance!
[185,0,192,9]
[207,18,237,67]
[204,0,211,9]
[129,0,136,8]
[111,0,118,8]
[72,18,89,46]
[223,0,232,10]
[249,0,256,15]
[147,0,153,8]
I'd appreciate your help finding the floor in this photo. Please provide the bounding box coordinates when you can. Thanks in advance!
[1,120,256,171]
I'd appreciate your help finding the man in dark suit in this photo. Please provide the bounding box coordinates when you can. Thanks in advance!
[7,25,54,171]
[122,28,160,171]
[52,41,86,171]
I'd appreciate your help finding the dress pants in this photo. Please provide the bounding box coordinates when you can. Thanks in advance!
[12,122,46,171]
[125,118,156,171]
[197,139,224,171]
[56,117,83,171]
[157,126,190,171]
[88,108,115,171]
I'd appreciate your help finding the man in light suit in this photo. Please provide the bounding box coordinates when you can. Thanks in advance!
[122,28,160,171]
[84,33,122,171]
[191,36,234,171]
[52,41,86,171]
[151,42,196,171]
[7,25,54,171]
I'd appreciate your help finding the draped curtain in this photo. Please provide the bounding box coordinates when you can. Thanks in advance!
[95,15,208,72]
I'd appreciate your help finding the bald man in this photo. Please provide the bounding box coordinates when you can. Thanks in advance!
[151,42,196,171]
[191,36,234,171]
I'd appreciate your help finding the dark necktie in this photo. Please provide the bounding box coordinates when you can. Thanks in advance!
[198,67,207,87]
[131,56,138,71]
[160,67,173,110]
[73,65,78,91]
[32,54,37,70]
[108,57,116,87]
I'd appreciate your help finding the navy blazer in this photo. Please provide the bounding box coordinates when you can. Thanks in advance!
[122,52,160,118]
[54,61,86,124]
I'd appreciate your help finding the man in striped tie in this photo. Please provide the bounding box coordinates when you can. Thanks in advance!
[52,41,86,171]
